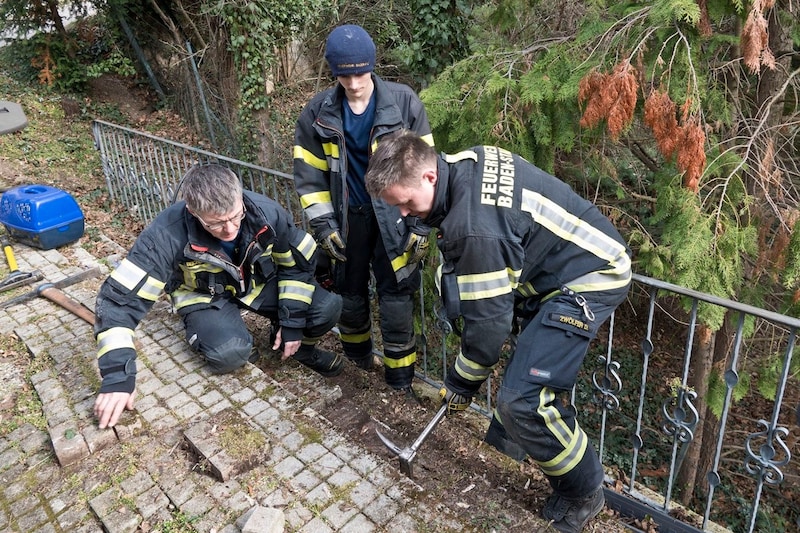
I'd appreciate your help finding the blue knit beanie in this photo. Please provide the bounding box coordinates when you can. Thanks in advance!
[325,25,376,77]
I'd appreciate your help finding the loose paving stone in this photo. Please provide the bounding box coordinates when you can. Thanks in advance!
[240,505,285,533]
[48,420,90,467]
[184,407,271,481]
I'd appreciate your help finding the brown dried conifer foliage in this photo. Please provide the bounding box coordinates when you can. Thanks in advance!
[578,63,638,140]
[741,1,776,74]
[676,117,705,192]
[644,91,679,158]
[644,90,706,193]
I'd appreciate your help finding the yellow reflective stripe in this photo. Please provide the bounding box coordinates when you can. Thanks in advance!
[456,269,514,301]
[453,351,493,383]
[238,281,265,306]
[322,141,339,159]
[110,258,148,291]
[300,190,332,208]
[300,191,334,220]
[272,250,295,267]
[96,327,136,357]
[136,276,165,301]
[296,233,317,261]
[516,281,539,298]
[383,351,417,369]
[565,264,633,294]
[170,290,213,309]
[278,280,314,304]
[390,249,414,273]
[535,388,589,477]
[340,330,371,343]
[293,145,329,171]
[521,189,630,278]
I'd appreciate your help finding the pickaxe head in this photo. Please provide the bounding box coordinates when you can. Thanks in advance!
[375,402,448,478]
[375,428,417,477]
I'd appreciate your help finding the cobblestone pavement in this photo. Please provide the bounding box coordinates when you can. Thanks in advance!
[0,239,494,533]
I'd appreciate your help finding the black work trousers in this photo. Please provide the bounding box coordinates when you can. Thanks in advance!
[335,204,419,389]
[496,287,627,499]
[182,283,341,374]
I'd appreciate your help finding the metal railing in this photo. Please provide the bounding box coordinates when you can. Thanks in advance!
[92,120,302,228]
[92,120,798,533]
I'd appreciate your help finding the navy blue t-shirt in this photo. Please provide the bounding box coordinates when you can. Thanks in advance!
[342,95,376,206]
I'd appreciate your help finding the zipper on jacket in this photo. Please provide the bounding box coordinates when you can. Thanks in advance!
[316,118,350,240]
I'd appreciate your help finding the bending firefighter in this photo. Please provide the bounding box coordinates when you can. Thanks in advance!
[365,130,632,533]
[293,24,434,394]
[93,164,342,429]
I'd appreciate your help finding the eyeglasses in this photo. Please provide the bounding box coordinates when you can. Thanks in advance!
[193,205,246,231]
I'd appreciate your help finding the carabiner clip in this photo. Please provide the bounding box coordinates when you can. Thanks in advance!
[561,285,595,322]
[574,293,595,322]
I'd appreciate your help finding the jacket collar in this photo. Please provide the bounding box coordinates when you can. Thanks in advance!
[424,155,450,228]
[319,74,401,129]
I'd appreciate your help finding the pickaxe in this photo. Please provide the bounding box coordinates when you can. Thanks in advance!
[0,267,102,324]
[375,402,448,478]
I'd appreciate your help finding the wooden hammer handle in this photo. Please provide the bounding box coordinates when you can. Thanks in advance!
[38,285,96,325]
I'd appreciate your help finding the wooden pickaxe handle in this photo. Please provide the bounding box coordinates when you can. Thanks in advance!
[37,284,96,325]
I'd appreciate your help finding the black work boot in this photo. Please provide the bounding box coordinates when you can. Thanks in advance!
[348,353,374,370]
[394,385,422,405]
[541,485,605,532]
[293,346,344,377]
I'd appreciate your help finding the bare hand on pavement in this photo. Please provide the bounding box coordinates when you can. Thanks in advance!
[94,390,137,429]
[272,327,301,360]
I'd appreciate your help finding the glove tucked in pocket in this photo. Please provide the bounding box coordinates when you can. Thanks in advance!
[403,230,430,264]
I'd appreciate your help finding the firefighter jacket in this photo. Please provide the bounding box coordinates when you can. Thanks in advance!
[94,190,319,395]
[427,146,632,396]
[293,73,435,284]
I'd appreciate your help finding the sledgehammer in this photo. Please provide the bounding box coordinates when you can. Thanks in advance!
[375,402,448,478]
[0,236,43,292]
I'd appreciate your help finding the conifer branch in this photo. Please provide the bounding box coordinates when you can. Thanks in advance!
[709,66,800,231]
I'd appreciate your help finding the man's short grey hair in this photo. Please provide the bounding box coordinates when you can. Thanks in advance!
[178,163,243,214]
[365,130,437,197]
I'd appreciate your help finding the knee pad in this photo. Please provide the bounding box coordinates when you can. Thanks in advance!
[378,294,414,346]
[305,291,342,338]
[202,336,252,374]
[340,294,371,333]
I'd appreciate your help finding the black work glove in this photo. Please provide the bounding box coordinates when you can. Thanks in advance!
[439,385,472,416]
[317,227,346,262]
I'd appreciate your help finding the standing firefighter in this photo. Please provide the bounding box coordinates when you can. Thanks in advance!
[93,164,342,429]
[293,24,434,396]
[365,130,632,532]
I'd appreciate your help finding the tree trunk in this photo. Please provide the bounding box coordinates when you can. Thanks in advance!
[677,323,714,505]
[691,314,735,506]
[756,1,792,131]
